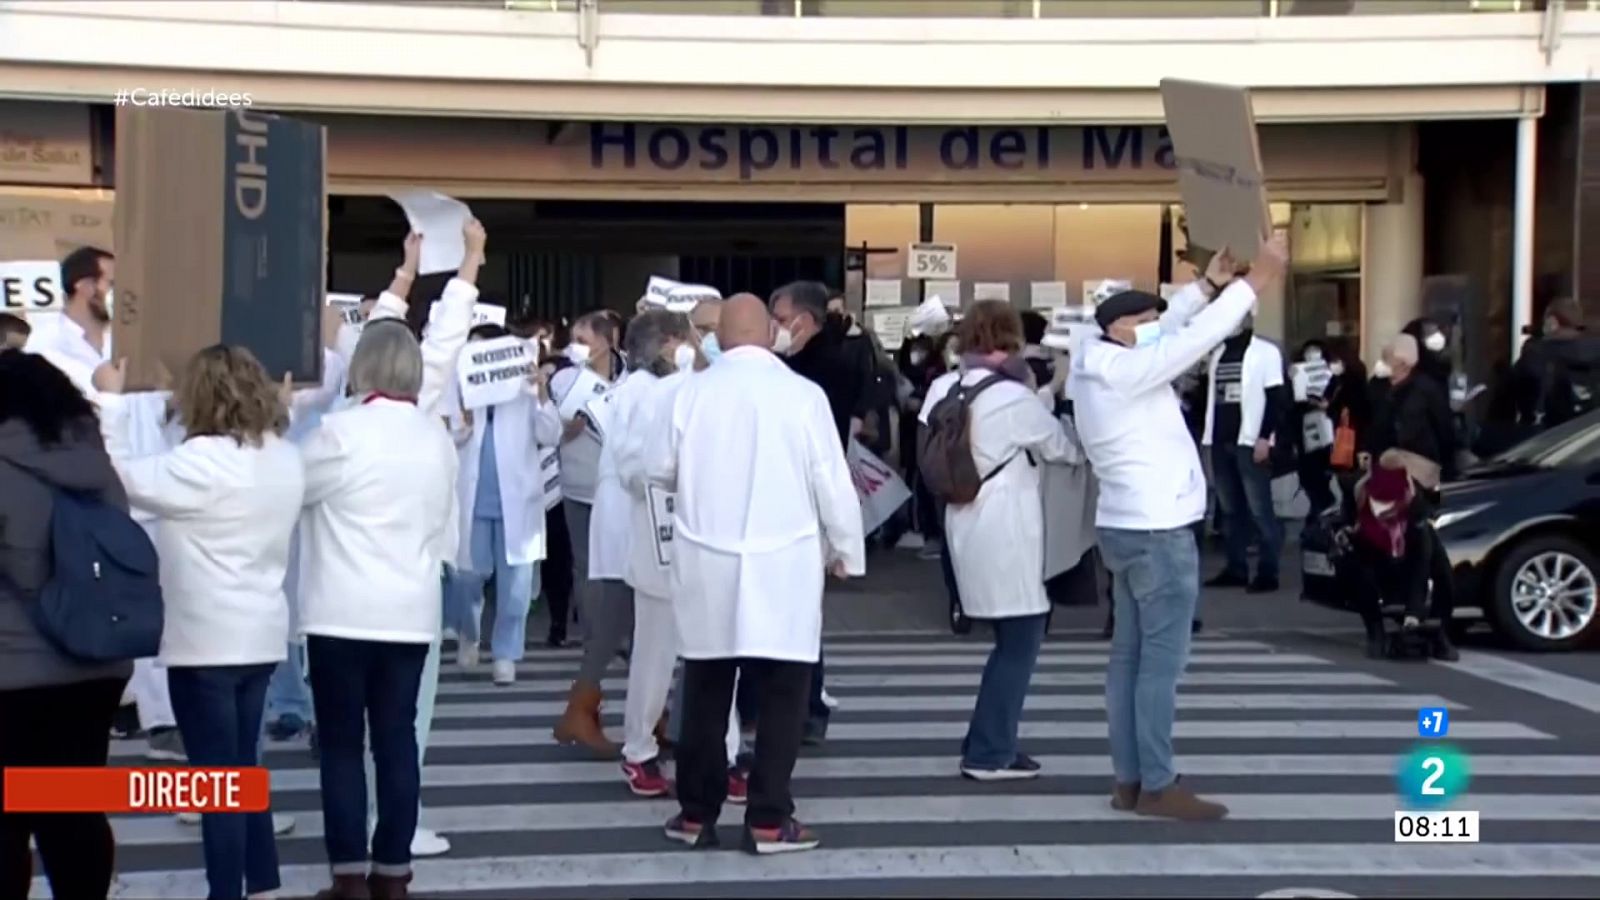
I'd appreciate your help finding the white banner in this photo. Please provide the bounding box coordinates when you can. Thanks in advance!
[847,438,911,535]
[1,260,63,316]
[456,336,533,410]
[388,190,472,276]
[472,304,508,328]
[646,484,675,568]
[642,275,719,312]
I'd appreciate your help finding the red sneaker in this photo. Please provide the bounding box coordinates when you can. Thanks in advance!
[622,759,670,798]
[726,767,749,805]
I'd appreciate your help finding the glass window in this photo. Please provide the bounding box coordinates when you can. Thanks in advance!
[1039,0,1266,17]
[601,0,783,13]
[1283,0,1479,13]
[804,0,1032,16]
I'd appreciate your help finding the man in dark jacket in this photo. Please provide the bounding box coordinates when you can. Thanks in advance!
[1514,297,1600,429]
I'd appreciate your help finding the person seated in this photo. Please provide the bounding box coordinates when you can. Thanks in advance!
[1346,461,1457,662]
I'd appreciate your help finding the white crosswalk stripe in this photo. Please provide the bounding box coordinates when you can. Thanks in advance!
[44,634,1599,897]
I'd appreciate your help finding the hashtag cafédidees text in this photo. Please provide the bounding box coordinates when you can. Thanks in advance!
[113,88,254,108]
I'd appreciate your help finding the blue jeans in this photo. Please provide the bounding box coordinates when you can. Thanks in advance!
[1099,526,1200,793]
[307,636,428,877]
[445,517,538,661]
[1210,443,1283,580]
[166,664,280,900]
[264,643,311,725]
[959,613,1048,769]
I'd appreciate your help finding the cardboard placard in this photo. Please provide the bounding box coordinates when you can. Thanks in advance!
[1,260,62,315]
[113,107,326,390]
[1160,78,1271,263]
[456,335,533,410]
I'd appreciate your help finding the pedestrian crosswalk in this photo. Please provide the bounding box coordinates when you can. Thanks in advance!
[52,632,1600,897]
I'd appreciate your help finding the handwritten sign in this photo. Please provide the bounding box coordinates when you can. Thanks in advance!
[847,438,911,535]
[646,484,675,568]
[0,260,62,314]
[456,335,532,410]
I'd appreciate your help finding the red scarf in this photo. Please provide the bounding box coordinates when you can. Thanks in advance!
[1355,467,1412,559]
[361,392,418,406]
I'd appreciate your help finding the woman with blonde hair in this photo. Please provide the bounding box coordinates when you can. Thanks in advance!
[95,344,307,900]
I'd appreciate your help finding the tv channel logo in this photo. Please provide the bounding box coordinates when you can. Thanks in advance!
[1417,707,1449,738]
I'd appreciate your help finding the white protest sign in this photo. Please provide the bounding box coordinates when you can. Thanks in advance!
[539,446,563,511]
[1160,78,1271,263]
[646,485,675,568]
[925,279,961,308]
[847,438,911,535]
[1030,281,1068,310]
[864,279,901,309]
[1042,306,1098,352]
[641,276,719,312]
[557,366,608,421]
[907,242,957,280]
[1,260,63,315]
[869,309,913,352]
[973,282,1011,302]
[581,391,618,441]
[456,336,532,410]
[388,190,472,275]
[472,304,507,328]
[326,292,364,325]
[1083,279,1133,305]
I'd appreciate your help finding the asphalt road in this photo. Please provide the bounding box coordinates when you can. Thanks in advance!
[58,553,1600,898]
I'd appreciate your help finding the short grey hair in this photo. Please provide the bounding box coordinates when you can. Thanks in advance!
[348,319,423,398]
[625,309,691,378]
[1384,332,1420,370]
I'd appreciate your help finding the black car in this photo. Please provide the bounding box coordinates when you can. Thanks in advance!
[1432,409,1600,652]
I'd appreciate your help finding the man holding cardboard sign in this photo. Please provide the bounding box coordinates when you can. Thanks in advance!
[1159,79,1273,265]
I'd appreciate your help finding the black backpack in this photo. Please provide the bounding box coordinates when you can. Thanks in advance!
[30,488,164,662]
[917,373,1012,506]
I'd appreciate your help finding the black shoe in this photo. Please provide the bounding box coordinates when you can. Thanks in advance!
[1191,618,1203,635]
[1430,634,1460,662]
[1205,570,1249,588]
[1246,576,1280,594]
[110,704,142,740]
[546,631,567,648]
[801,717,828,747]
[1364,633,1389,660]
[1100,617,1114,640]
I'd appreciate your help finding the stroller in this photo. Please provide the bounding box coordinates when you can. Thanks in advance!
[1300,463,1451,660]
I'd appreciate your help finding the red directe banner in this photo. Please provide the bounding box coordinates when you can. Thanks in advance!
[2,767,271,813]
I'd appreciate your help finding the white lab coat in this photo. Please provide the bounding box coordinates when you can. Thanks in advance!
[588,371,638,580]
[936,370,1082,620]
[646,346,865,663]
[443,382,563,571]
[613,369,692,601]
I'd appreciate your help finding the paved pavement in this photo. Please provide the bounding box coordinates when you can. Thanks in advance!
[64,559,1600,898]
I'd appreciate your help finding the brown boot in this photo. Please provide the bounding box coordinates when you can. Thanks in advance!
[1110,781,1141,811]
[1134,778,1228,821]
[553,680,616,756]
[314,874,371,900]
[654,712,673,750]
[368,872,412,900]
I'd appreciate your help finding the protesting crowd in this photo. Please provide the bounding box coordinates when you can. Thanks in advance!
[2,216,1598,900]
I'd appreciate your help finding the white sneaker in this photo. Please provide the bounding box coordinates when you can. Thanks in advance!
[442,626,459,641]
[896,532,926,551]
[820,688,840,710]
[273,813,295,835]
[456,641,480,669]
[411,827,451,857]
[492,659,516,686]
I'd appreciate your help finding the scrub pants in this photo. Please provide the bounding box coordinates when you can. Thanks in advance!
[127,657,176,731]
[623,592,741,766]
[445,517,539,662]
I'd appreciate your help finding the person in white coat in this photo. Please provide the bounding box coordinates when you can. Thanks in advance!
[1069,236,1286,823]
[647,294,865,855]
[919,301,1081,782]
[607,309,745,800]
[95,345,306,900]
[442,323,562,685]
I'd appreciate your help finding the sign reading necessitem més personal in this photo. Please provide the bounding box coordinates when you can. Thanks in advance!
[0,260,62,314]
[457,335,532,410]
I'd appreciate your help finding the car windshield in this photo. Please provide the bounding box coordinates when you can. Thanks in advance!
[1492,410,1600,468]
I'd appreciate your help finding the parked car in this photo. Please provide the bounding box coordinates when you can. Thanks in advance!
[1433,409,1600,652]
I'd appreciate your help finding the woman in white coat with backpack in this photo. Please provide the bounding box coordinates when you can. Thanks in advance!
[920,301,1080,782]
[443,323,563,685]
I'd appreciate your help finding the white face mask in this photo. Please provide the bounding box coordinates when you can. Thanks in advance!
[773,326,794,355]
[566,342,592,366]
[1304,349,1323,363]
[1369,497,1397,517]
[1372,360,1393,379]
[672,343,696,372]
[104,288,115,317]
[700,333,722,362]
[1132,321,1162,348]
[1329,361,1345,376]
[1424,331,1447,353]
[909,349,927,367]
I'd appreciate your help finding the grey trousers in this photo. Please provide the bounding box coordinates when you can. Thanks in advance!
[565,500,635,684]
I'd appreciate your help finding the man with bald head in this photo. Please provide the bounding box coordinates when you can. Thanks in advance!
[646,292,865,855]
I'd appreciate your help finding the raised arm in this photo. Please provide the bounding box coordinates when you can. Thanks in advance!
[95,390,215,519]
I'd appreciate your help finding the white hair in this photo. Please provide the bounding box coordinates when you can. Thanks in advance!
[1384,333,1420,369]
[348,320,423,398]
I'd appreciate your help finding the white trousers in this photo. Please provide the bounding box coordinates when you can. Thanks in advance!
[623,592,740,765]
[126,657,176,730]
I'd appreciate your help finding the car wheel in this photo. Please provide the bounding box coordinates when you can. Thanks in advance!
[949,596,973,635]
[1489,536,1600,652]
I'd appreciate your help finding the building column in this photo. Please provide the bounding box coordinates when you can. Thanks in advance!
[1361,171,1425,366]
[1512,114,1539,357]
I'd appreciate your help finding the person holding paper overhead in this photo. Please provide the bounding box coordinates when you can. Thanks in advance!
[1068,235,1286,822]
[649,294,865,855]
[442,323,562,686]
[549,311,626,755]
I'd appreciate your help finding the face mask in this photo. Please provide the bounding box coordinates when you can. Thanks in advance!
[1369,497,1397,517]
[1424,332,1447,353]
[566,342,592,366]
[1132,321,1162,348]
[1304,349,1323,363]
[773,326,794,355]
[1329,361,1345,376]
[700,333,722,362]
[909,349,927,366]
[672,343,696,372]
[104,288,115,317]
[944,350,961,369]
[1372,360,1393,379]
